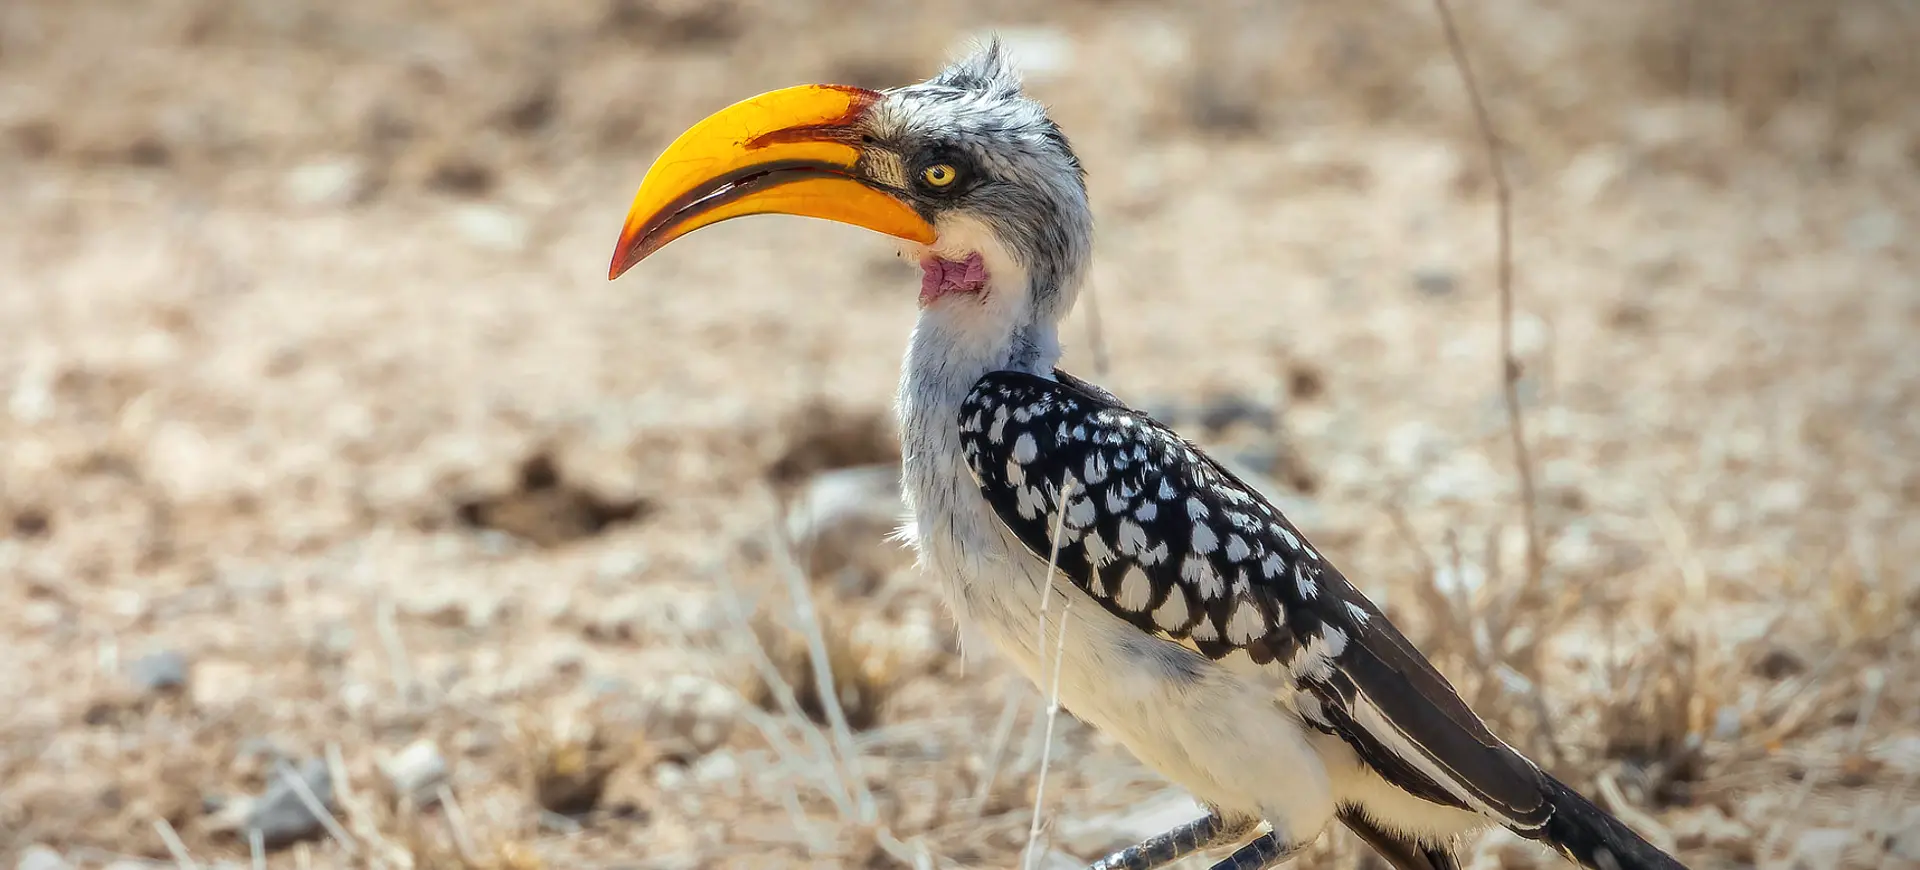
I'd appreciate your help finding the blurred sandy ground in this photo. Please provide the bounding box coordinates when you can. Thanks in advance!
[2,1,1918,868]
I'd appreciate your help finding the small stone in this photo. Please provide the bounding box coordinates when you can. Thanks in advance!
[1789,828,1854,869]
[1195,393,1276,434]
[500,81,558,133]
[651,763,688,792]
[785,463,910,592]
[1846,209,1903,253]
[130,650,189,694]
[428,157,496,196]
[1412,267,1456,296]
[1667,805,1750,850]
[691,750,740,786]
[380,738,448,807]
[584,586,724,644]
[1511,311,1549,358]
[189,659,255,711]
[1756,479,1808,517]
[15,844,69,870]
[283,156,372,207]
[1560,147,1627,206]
[636,673,744,758]
[1383,420,1449,471]
[1751,645,1806,679]
[691,749,741,795]
[450,205,529,253]
[245,759,334,849]
[22,600,63,631]
[1712,706,1741,741]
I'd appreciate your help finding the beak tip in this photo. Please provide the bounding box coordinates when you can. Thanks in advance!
[608,230,645,281]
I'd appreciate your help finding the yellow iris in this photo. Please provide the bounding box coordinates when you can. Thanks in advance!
[922,164,958,187]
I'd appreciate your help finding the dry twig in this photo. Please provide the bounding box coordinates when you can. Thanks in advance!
[1426,0,1543,589]
[152,819,199,870]
[274,759,359,857]
[774,524,879,824]
[1021,475,1079,870]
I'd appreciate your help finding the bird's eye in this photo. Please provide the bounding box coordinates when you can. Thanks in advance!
[921,164,959,188]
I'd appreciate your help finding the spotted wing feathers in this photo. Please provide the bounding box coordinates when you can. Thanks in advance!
[957,369,1553,830]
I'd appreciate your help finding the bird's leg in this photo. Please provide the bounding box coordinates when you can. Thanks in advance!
[1204,831,1310,870]
[1086,812,1261,870]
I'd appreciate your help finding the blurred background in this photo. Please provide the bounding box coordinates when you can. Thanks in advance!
[2,0,1917,867]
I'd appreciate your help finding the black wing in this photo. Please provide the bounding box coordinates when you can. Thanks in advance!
[957,369,1552,828]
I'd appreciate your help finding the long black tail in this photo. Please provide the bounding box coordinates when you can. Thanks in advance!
[1526,773,1689,870]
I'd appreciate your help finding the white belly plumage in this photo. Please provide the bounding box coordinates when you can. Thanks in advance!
[905,457,1486,847]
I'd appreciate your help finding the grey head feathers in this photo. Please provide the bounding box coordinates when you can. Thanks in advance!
[861,38,1093,324]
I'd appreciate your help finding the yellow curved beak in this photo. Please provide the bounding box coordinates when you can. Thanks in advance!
[608,84,937,280]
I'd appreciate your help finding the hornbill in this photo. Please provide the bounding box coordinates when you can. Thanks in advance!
[607,41,1688,870]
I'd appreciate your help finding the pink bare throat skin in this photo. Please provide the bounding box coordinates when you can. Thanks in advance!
[919,253,989,307]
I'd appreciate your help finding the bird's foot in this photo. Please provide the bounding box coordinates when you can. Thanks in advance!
[1204,831,1309,870]
[1087,812,1260,870]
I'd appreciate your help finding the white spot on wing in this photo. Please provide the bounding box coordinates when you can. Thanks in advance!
[1017,486,1048,520]
[1272,522,1302,551]
[1225,597,1266,643]
[1322,624,1349,656]
[1116,519,1149,556]
[1182,554,1224,599]
[1116,566,1154,611]
[1291,634,1336,682]
[1225,535,1251,562]
[1158,477,1177,501]
[989,405,1010,444]
[1344,601,1371,626]
[1154,591,1190,632]
[1006,458,1025,486]
[1135,501,1159,522]
[1186,497,1209,520]
[1261,553,1286,579]
[1083,531,1116,568]
[1013,433,1039,464]
[1295,563,1318,599]
[1066,496,1096,529]
[1083,452,1109,484]
[1191,523,1219,555]
[1141,541,1169,566]
[1190,617,1219,642]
